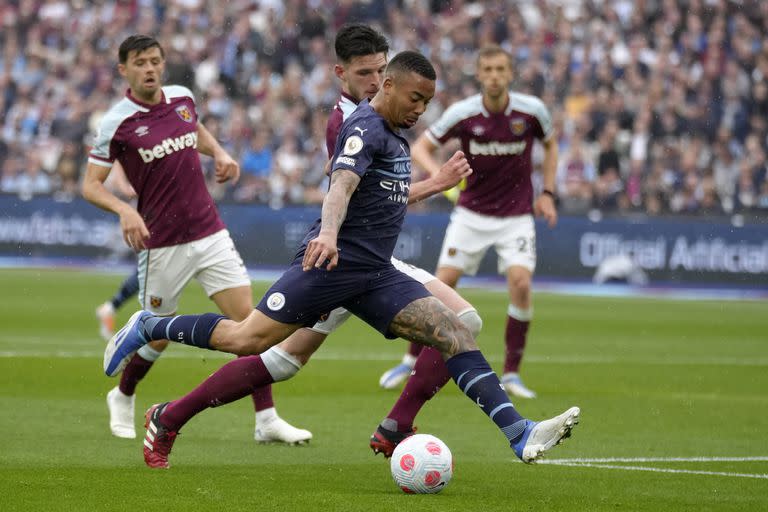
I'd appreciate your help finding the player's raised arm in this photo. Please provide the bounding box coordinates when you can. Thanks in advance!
[196,122,240,184]
[82,161,149,251]
[533,136,559,228]
[302,169,361,272]
[408,150,472,204]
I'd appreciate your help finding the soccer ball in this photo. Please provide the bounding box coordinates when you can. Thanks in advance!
[390,434,453,494]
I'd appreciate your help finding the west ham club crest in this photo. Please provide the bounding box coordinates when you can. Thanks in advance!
[175,105,193,123]
[510,117,527,136]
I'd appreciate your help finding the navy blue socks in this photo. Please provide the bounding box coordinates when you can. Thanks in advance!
[445,350,528,444]
[143,313,226,349]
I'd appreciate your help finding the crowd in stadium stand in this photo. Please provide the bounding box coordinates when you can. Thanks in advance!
[1,0,768,217]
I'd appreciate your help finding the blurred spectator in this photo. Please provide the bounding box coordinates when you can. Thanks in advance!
[0,0,766,220]
[557,135,596,214]
[235,128,273,203]
[51,142,82,202]
[623,159,645,211]
[712,138,739,213]
[593,120,624,210]
[16,154,51,201]
[270,135,308,209]
[735,162,757,210]
[756,178,768,210]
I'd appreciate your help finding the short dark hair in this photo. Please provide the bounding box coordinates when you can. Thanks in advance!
[334,24,389,63]
[385,50,436,81]
[477,45,513,66]
[118,35,164,64]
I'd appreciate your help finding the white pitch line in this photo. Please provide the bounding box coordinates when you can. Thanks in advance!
[541,460,768,480]
[544,456,768,463]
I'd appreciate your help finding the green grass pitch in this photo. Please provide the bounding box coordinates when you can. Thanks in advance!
[0,268,766,511]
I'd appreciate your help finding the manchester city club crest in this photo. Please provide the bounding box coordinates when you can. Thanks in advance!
[175,105,193,123]
[267,292,286,311]
[510,117,527,136]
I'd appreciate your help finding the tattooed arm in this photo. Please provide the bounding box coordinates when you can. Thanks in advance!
[302,169,361,271]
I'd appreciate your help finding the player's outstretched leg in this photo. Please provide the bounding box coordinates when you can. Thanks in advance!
[388,297,579,463]
[445,350,579,463]
[104,311,225,376]
[141,351,309,467]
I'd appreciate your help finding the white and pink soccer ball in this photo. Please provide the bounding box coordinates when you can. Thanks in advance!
[390,434,453,494]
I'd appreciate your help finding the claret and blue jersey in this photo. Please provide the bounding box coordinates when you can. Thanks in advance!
[88,85,224,249]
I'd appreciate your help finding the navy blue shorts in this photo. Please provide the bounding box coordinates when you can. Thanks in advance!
[256,260,431,339]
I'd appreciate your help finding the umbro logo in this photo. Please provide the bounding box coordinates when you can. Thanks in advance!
[135,126,150,137]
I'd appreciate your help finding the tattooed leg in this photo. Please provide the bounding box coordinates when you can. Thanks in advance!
[388,296,475,358]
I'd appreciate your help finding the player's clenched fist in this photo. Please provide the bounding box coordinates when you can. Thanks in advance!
[214,151,240,184]
[434,150,472,191]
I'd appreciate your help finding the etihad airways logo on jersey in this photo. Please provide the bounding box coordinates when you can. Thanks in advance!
[469,139,527,156]
[137,131,198,163]
[380,179,410,204]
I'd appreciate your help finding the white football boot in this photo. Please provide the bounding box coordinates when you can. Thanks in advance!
[254,409,312,445]
[107,386,136,439]
[512,406,580,463]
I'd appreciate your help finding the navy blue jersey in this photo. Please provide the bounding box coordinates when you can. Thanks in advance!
[302,100,412,268]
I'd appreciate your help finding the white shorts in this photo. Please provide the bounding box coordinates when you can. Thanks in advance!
[391,256,437,285]
[137,229,251,315]
[437,207,536,276]
[308,257,436,335]
[307,307,353,335]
